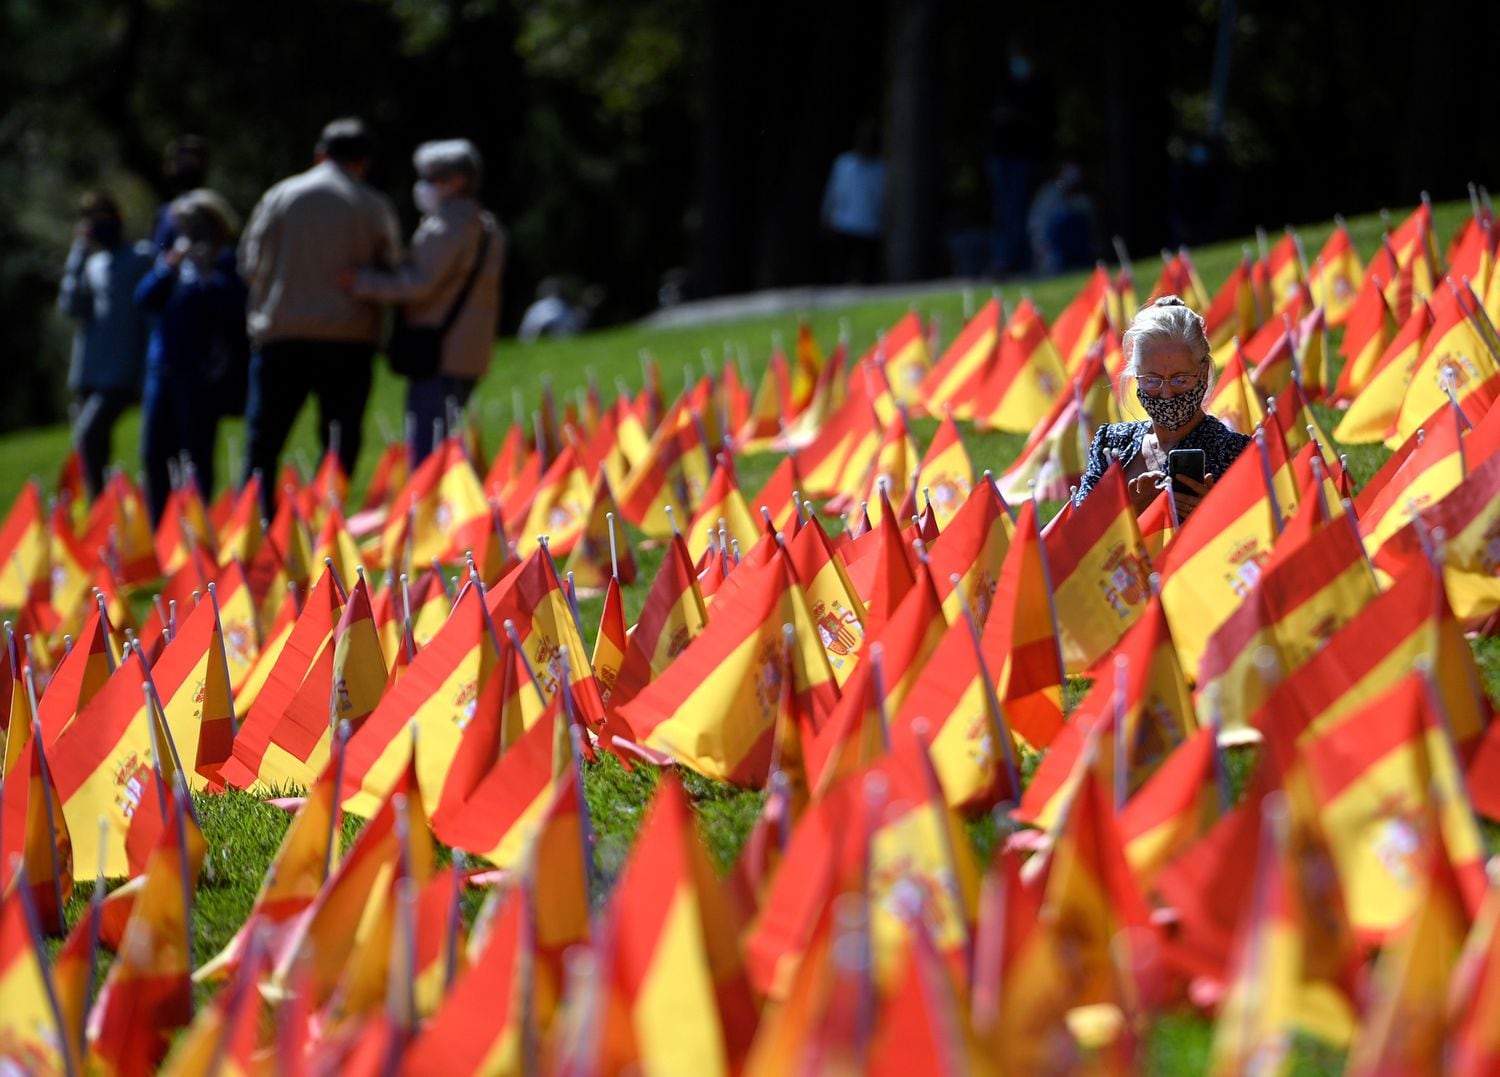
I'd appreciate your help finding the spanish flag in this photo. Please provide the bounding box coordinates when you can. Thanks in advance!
[779,335,849,450]
[1333,271,1398,403]
[749,453,807,535]
[219,564,344,792]
[971,298,1068,433]
[925,479,1013,628]
[1390,278,1500,448]
[784,516,867,686]
[1373,448,1500,623]
[807,564,947,797]
[1299,673,1486,942]
[149,584,238,789]
[913,411,974,529]
[48,648,178,879]
[1149,249,1212,312]
[0,724,72,934]
[1206,798,1303,1074]
[0,480,47,608]
[592,575,628,710]
[311,503,366,590]
[338,581,495,818]
[35,606,112,743]
[1195,504,1378,738]
[738,339,794,451]
[1343,804,1471,1075]
[517,443,595,558]
[1018,595,1195,831]
[1044,461,1153,673]
[1022,755,1151,1057]
[1118,726,1222,885]
[1310,220,1363,327]
[835,407,920,526]
[614,549,838,784]
[1051,265,1115,374]
[0,885,73,1075]
[266,756,429,1007]
[1448,869,1500,1075]
[594,774,758,1075]
[404,885,530,1076]
[195,760,341,984]
[687,458,761,563]
[563,474,635,593]
[617,398,713,537]
[873,310,932,407]
[1157,434,1282,678]
[917,296,1000,418]
[1204,340,1267,435]
[1358,400,1465,557]
[91,785,204,1073]
[1332,298,1435,444]
[608,532,707,709]
[998,342,1115,503]
[1204,252,1260,349]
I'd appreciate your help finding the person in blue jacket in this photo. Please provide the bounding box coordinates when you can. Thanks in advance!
[57,191,154,499]
[135,189,248,525]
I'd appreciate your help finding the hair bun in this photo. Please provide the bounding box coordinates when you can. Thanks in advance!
[1152,294,1187,308]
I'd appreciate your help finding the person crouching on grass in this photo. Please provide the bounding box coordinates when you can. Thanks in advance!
[1071,295,1250,521]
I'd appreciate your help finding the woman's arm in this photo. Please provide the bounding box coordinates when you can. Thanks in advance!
[134,260,179,312]
[350,217,462,305]
[1072,424,1112,506]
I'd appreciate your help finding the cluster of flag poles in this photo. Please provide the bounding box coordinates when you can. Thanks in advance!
[4,191,1500,1072]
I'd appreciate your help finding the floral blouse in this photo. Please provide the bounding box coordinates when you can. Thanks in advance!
[1072,416,1253,506]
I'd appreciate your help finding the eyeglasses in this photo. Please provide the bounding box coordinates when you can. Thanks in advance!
[1137,360,1208,394]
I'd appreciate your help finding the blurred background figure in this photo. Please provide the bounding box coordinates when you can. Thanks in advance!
[135,189,247,524]
[820,120,886,284]
[56,191,154,500]
[1027,162,1099,275]
[518,276,601,342]
[152,134,209,251]
[985,48,1048,277]
[240,117,401,513]
[350,138,503,465]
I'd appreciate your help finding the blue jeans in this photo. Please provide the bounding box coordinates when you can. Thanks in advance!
[406,374,477,465]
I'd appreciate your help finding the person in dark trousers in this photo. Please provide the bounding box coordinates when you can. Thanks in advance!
[57,191,154,500]
[135,190,248,525]
[239,117,401,515]
[347,139,504,465]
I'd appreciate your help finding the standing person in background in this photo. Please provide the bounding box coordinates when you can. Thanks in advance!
[135,190,248,525]
[152,135,209,251]
[347,139,503,465]
[820,120,886,284]
[57,191,154,500]
[239,117,401,514]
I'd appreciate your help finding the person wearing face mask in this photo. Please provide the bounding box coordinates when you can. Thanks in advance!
[57,191,155,500]
[240,117,402,517]
[346,139,504,465]
[135,189,248,524]
[1073,295,1251,520]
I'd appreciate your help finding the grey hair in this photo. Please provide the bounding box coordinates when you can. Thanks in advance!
[413,139,482,191]
[1119,294,1216,396]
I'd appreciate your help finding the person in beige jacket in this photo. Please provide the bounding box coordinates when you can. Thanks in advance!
[350,139,504,464]
[239,117,401,514]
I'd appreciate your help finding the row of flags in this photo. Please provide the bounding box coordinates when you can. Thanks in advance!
[2,192,1500,1071]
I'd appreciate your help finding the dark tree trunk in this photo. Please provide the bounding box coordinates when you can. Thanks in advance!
[884,0,942,282]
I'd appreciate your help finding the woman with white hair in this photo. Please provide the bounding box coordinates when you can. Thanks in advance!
[349,138,504,463]
[1073,295,1251,519]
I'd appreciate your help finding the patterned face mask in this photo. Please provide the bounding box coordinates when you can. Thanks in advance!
[1136,371,1208,430]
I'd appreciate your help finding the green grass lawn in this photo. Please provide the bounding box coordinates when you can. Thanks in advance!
[17,198,1495,1072]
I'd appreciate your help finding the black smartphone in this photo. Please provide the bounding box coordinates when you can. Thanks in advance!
[1167,448,1206,497]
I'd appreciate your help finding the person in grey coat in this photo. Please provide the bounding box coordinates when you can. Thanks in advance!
[348,138,504,464]
[57,191,154,499]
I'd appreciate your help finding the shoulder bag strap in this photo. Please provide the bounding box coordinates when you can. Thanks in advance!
[437,221,492,336]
